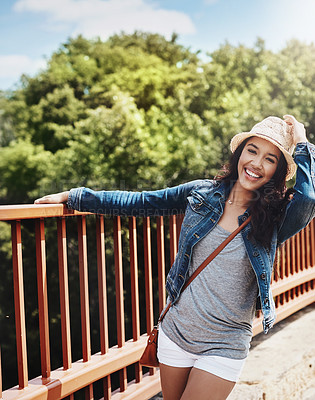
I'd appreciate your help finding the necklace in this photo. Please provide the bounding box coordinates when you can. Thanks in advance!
[227,199,233,205]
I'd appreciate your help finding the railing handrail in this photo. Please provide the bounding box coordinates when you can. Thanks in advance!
[0,204,90,221]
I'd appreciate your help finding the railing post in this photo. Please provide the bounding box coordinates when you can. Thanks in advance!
[129,217,140,341]
[305,224,311,270]
[57,217,72,370]
[129,217,142,384]
[35,219,51,379]
[169,215,177,266]
[77,216,93,399]
[96,215,109,354]
[11,220,28,389]
[157,217,166,313]
[113,216,127,392]
[114,216,125,347]
[285,240,290,277]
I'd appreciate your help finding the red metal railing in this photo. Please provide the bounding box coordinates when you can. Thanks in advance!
[0,204,314,400]
[252,220,315,334]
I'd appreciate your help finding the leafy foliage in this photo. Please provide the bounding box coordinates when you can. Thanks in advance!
[1,33,314,202]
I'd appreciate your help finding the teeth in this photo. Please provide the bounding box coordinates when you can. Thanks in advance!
[246,168,260,178]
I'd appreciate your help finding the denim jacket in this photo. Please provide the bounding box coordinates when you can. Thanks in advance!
[68,142,315,333]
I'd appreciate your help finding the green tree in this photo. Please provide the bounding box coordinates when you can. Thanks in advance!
[0,32,217,198]
[0,139,52,203]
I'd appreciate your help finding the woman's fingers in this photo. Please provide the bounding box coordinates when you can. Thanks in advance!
[34,195,55,204]
[283,115,307,144]
[283,114,296,123]
[34,191,70,204]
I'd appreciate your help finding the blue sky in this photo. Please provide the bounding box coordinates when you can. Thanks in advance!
[1,0,315,91]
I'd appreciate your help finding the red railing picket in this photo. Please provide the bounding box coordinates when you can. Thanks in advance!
[77,216,93,398]
[169,215,177,266]
[35,219,51,379]
[157,216,166,313]
[129,217,140,341]
[113,216,127,392]
[96,215,109,354]
[11,220,28,389]
[129,217,142,384]
[57,217,72,370]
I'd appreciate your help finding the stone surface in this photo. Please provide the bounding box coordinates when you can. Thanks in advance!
[228,303,315,399]
[150,394,163,399]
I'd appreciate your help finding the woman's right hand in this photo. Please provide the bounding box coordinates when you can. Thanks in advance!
[283,114,308,145]
[34,191,70,204]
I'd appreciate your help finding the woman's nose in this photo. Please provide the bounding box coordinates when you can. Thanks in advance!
[250,157,263,169]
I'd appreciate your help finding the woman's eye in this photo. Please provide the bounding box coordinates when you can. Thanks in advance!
[266,157,275,164]
[248,148,256,154]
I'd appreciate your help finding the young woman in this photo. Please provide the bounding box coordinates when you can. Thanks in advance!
[35,115,315,400]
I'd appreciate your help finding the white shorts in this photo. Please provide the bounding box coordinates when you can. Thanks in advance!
[157,326,246,382]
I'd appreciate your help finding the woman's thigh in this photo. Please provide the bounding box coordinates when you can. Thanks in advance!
[157,326,195,400]
[159,363,192,400]
[157,326,240,399]
[180,367,236,400]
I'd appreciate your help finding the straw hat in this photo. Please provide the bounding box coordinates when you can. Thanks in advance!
[230,116,297,180]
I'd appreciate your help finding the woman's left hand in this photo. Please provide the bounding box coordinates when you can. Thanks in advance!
[283,114,308,145]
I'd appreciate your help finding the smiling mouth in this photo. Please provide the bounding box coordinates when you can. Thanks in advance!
[245,168,262,179]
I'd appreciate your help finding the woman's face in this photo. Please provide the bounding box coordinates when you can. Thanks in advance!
[237,136,281,193]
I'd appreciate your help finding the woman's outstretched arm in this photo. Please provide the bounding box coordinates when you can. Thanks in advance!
[34,180,208,217]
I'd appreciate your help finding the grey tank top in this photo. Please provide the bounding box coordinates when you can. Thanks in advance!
[161,223,259,360]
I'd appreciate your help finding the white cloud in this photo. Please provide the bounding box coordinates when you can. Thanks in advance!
[14,0,196,39]
[0,55,46,88]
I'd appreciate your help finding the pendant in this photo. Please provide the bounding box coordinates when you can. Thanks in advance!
[228,199,233,205]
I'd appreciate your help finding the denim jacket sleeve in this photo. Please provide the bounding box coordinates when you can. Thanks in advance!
[278,142,315,244]
[67,180,204,217]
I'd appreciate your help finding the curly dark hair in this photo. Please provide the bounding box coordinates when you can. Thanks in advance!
[217,137,294,248]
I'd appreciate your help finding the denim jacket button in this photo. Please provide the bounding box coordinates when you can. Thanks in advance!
[264,298,269,305]
[253,251,259,257]
[242,216,247,221]
[261,273,266,280]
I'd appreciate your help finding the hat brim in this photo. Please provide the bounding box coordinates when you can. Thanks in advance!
[230,132,297,181]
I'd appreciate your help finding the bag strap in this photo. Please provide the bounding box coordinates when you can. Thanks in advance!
[158,215,252,323]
